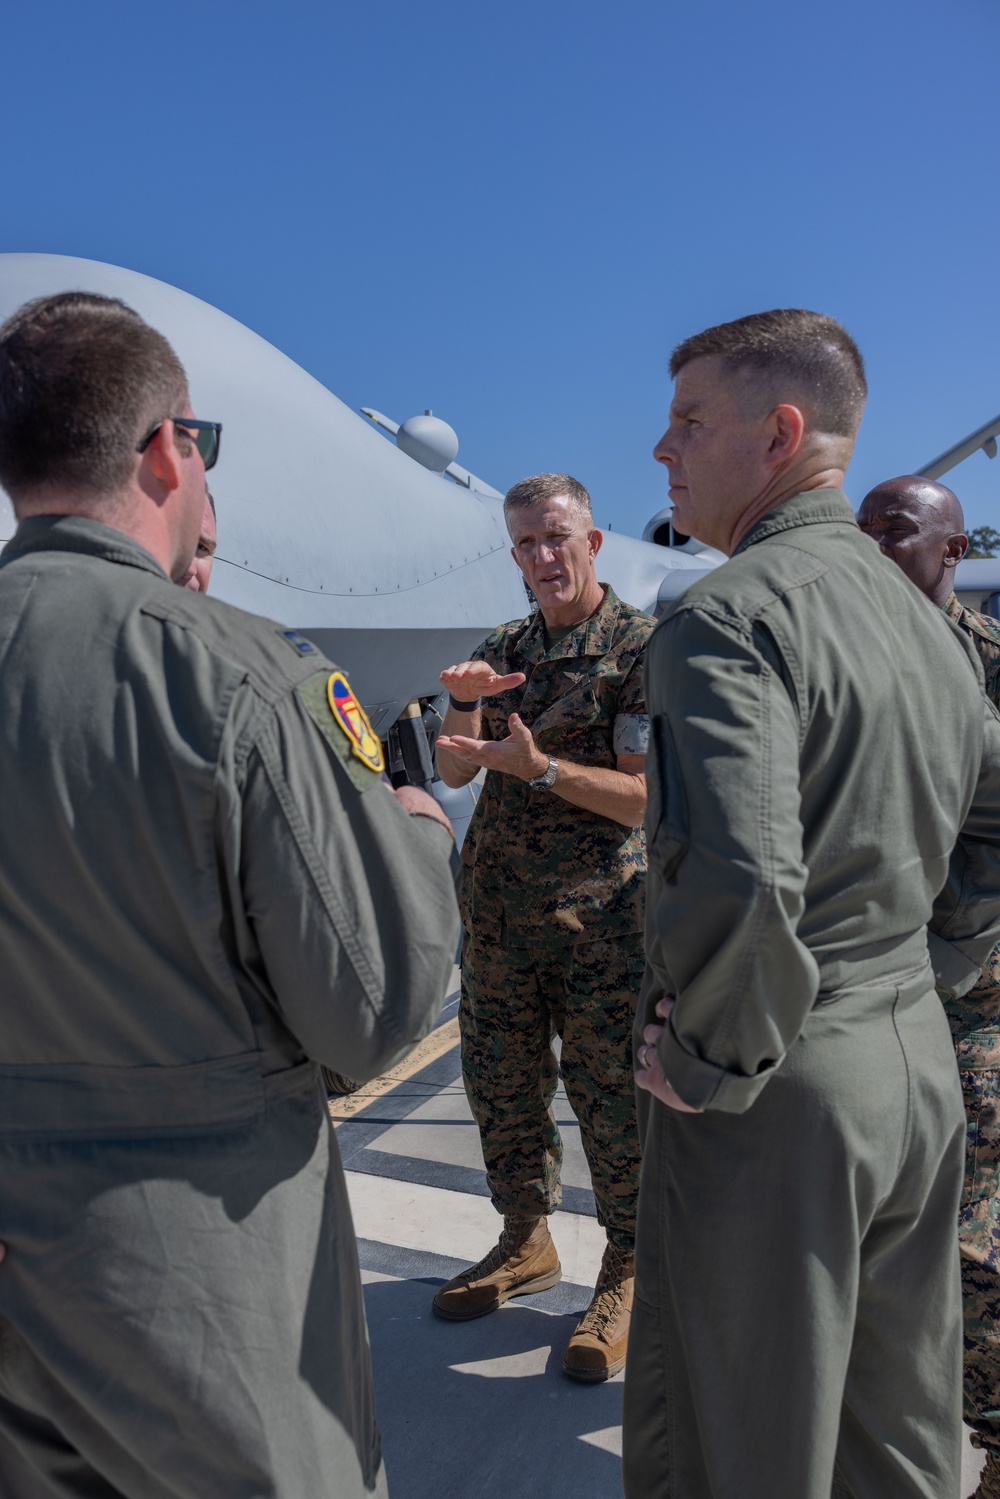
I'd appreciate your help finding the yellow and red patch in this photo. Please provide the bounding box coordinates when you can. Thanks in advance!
[326,671,385,773]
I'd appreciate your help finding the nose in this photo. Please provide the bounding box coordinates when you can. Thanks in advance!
[653,428,676,467]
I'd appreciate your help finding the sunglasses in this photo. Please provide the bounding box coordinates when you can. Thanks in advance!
[138,418,222,471]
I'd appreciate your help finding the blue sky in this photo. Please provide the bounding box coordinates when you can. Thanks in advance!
[4,0,1000,538]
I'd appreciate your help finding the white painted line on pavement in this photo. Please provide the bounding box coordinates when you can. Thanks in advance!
[345,1170,607,1288]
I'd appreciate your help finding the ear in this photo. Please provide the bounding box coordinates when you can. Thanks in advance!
[944,532,969,570]
[766,404,806,465]
[138,419,183,503]
[588,527,603,560]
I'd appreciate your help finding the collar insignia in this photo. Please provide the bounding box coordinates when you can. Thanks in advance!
[327,672,386,773]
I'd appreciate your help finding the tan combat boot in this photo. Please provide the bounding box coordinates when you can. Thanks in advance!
[975,1449,1000,1498]
[432,1216,561,1320]
[562,1241,633,1382]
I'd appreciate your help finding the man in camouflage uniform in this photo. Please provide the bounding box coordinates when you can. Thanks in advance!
[432,472,655,1381]
[859,474,1000,1496]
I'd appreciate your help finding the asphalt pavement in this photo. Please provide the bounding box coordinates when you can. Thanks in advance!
[334,973,987,1498]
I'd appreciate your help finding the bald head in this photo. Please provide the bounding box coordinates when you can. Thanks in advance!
[857,475,967,607]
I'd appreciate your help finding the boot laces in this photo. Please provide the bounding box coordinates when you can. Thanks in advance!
[576,1243,632,1338]
[464,1220,534,1281]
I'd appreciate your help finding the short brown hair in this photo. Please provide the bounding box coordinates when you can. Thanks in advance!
[0,292,188,502]
[504,473,592,526]
[670,309,866,438]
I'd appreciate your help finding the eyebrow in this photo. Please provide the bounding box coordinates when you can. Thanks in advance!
[670,398,701,419]
[514,525,573,540]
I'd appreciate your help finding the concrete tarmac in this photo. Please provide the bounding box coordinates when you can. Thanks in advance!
[335,974,987,1498]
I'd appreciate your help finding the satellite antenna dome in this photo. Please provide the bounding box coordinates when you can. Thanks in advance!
[396,411,459,473]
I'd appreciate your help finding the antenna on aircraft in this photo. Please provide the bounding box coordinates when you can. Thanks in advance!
[395,413,460,473]
[917,414,1000,481]
[360,406,504,498]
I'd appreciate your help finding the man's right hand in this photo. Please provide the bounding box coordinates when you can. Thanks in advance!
[440,662,526,700]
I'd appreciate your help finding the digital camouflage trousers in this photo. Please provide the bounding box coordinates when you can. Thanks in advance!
[958,1023,1000,1453]
[948,946,1000,1454]
[459,931,644,1248]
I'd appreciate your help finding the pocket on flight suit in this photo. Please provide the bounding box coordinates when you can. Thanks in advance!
[646,716,689,882]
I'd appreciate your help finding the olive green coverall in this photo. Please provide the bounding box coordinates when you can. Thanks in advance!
[624,491,1000,1499]
[0,517,459,1499]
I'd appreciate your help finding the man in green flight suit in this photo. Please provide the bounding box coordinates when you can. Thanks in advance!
[858,474,1000,1499]
[0,292,460,1498]
[432,472,655,1381]
[626,309,1000,1498]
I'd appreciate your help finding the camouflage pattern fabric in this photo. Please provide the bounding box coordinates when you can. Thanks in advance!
[460,584,655,948]
[945,593,1000,704]
[943,592,1000,1452]
[460,932,644,1248]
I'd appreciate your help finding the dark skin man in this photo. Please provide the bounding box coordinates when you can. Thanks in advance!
[857,474,968,606]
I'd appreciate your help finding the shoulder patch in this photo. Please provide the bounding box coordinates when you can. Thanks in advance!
[277,628,318,656]
[296,670,385,792]
[326,671,386,772]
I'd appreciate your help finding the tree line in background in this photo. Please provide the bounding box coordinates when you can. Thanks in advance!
[968,526,1000,559]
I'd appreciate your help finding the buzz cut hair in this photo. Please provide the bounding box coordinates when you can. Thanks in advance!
[0,291,189,503]
[503,473,592,527]
[670,309,867,438]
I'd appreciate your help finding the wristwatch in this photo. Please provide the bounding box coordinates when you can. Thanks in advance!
[528,756,558,791]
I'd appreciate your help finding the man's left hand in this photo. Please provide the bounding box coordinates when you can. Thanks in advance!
[635,997,704,1114]
[436,713,548,782]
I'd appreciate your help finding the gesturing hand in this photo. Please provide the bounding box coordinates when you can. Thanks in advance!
[634,996,704,1114]
[436,712,549,782]
[440,661,526,700]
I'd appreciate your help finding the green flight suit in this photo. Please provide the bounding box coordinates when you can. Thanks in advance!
[0,517,459,1499]
[459,584,654,1244]
[623,491,1000,1499]
[941,592,1000,1454]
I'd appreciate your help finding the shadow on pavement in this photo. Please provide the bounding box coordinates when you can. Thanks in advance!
[365,1276,623,1499]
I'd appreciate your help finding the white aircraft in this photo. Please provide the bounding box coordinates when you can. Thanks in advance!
[0,254,718,736]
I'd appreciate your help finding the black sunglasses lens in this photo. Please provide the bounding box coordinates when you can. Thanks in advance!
[195,427,218,470]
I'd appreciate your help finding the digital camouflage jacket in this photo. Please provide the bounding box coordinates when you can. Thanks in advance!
[460,584,656,949]
[945,592,1000,706]
[943,591,1000,1034]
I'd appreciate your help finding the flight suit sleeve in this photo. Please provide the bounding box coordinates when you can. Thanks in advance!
[930,695,1000,997]
[639,607,818,1114]
[238,685,460,1082]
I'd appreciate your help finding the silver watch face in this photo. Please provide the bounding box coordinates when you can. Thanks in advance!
[532,757,557,789]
